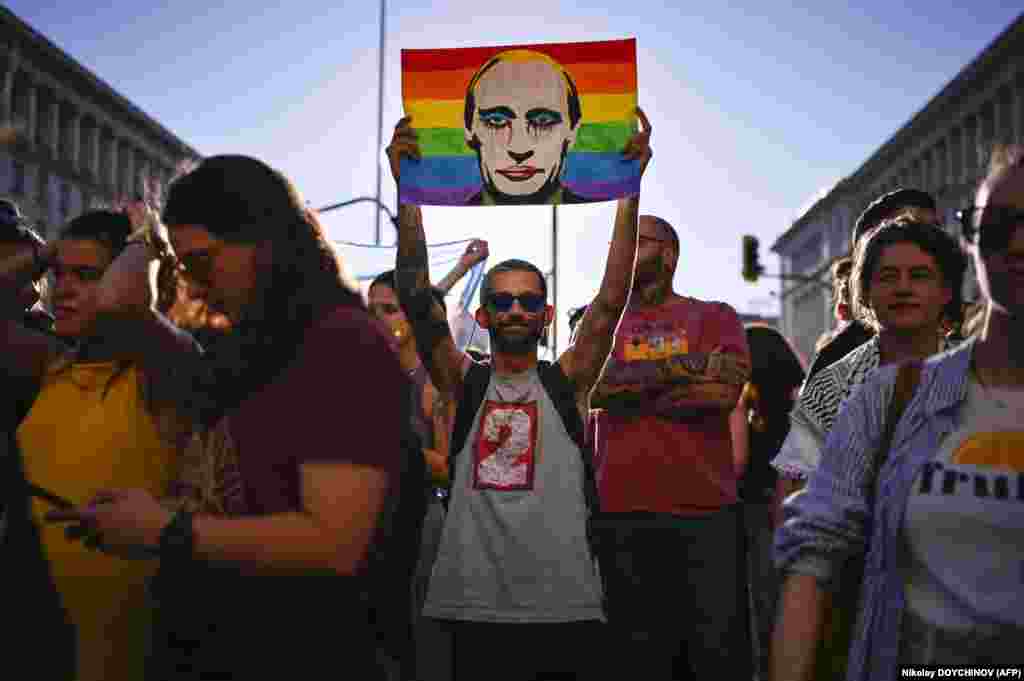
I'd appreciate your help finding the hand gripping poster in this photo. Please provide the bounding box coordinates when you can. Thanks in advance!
[400,38,639,206]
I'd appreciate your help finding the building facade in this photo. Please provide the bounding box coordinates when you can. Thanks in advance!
[772,14,1024,361]
[0,6,198,239]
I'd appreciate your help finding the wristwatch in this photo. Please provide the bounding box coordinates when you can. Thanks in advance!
[158,508,195,562]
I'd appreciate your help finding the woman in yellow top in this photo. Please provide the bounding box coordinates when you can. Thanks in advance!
[0,207,196,681]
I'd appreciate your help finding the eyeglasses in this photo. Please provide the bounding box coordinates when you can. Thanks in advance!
[176,247,218,284]
[486,292,546,313]
[957,205,1024,251]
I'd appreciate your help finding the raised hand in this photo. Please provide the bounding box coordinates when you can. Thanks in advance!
[93,208,164,316]
[386,116,421,184]
[459,239,490,268]
[623,106,653,176]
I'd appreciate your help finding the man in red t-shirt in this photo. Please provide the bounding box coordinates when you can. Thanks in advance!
[591,214,752,681]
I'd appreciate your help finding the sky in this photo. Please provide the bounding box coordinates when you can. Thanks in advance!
[12,1,1023,354]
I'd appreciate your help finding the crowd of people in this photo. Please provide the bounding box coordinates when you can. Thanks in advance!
[1,76,1022,681]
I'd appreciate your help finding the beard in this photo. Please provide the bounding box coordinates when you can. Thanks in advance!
[634,253,665,285]
[488,317,545,355]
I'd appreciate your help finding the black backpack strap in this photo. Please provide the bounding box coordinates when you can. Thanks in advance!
[448,361,492,495]
[537,360,600,515]
[537,360,604,588]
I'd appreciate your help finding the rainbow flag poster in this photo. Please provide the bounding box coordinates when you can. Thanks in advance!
[400,38,639,206]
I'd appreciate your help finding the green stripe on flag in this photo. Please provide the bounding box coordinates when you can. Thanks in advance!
[415,121,635,156]
[416,128,473,156]
[574,121,635,152]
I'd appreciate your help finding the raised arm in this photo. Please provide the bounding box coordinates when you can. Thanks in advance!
[559,108,652,399]
[92,205,202,368]
[388,117,466,398]
[435,239,488,293]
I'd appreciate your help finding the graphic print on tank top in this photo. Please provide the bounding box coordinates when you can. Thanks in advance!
[472,400,539,491]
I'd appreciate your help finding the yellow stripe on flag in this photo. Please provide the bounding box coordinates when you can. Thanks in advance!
[406,92,638,130]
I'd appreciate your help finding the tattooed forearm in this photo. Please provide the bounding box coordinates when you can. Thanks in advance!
[395,203,431,297]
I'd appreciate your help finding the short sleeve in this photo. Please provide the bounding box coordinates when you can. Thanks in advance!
[289,309,409,474]
[701,302,751,386]
[709,303,750,359]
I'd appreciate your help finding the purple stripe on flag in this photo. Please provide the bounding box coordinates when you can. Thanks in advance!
[400,184,480,205]
[565,176,642,199]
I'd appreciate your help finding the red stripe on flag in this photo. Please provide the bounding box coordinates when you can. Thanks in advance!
[401,38,636,73]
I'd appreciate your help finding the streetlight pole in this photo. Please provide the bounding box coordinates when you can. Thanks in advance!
[551,204,558,359]
[374,0,387,245]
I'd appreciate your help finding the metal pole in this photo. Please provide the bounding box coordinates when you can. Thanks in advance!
[374,0,387,245]
[551,204,558,358]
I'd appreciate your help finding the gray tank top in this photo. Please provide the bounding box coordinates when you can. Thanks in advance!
[423,367,604,623]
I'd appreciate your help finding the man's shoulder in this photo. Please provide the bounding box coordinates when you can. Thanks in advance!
[314,304,382,337]
[657,296,740,325]
[806,320,873,381]
[304,305,401,370]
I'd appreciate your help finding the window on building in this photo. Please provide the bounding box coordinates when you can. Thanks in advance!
[793,286,828,362]
[791,235,822,274]
[12,160,25,195]
[998,86,1014,144]
[60,181,71,219]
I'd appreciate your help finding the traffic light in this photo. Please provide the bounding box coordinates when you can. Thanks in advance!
[742,235,763,283]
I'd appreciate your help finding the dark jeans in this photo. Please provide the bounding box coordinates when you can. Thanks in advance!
[413,493,453,681]
[443,620,605,681]
[596,505,753,681]
[743,501,779,681]
[148,567,384,680]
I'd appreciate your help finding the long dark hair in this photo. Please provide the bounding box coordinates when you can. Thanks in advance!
[745,323,806,426]
[162,155,363,424]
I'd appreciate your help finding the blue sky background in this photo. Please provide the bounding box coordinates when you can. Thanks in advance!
[12,1,1023,354]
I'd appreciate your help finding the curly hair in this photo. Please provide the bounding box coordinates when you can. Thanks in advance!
[851,216,967,333]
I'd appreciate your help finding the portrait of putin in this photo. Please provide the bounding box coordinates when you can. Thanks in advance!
[463,49,585,205]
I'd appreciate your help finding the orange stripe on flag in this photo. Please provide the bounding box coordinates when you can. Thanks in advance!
[403,62,638,101]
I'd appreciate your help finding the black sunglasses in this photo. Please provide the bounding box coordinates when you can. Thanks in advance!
[957,205,1024,251]
[486,292,546,313]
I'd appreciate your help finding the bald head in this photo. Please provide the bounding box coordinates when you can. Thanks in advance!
[640,215,679,262]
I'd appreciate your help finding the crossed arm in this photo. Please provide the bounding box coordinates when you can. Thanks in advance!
[591,332,751,420]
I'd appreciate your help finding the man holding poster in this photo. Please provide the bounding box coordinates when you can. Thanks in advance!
[386,101,652,679]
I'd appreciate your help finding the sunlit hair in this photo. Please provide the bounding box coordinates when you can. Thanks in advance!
[851,216,967,333]
[960,298,986,339]
[463,49,582,133]
[162,155,364,424]
[981,143,1024,192]
[829,256,853,310]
